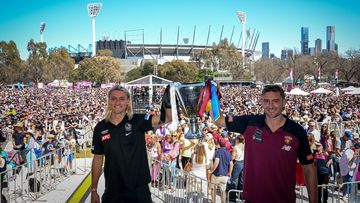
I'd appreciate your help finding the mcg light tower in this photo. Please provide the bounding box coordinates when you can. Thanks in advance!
[236,11,246,69]
[40,22,46,43]
[87,3,102,57]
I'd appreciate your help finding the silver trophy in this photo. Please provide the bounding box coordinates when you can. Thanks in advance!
[176,83,204,139]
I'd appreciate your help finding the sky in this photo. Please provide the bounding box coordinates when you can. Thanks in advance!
[1,0,360,59]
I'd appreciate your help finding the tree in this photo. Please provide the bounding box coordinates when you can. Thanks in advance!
[44,48,75,83]
[97,49,113,57]
[158,60,198,82]
[0,40,25,84]
[254,59,286,83]
[26,39,48,84]
[124,62,154,82]
[341,49,360,82]
[69,55,121,83]
[193,38,244,79]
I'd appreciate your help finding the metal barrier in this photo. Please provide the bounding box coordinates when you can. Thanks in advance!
[227,181,360,203]
[0,147,81,203]
[149,158,225,203]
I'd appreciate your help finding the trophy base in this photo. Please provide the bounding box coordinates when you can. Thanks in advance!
[184,130,203,140]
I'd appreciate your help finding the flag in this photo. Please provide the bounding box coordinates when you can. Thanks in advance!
[210,81,221,121]
[289,68,294,81]
[198,79,221,120]
[335,68,339,80]
[318,66,321,80]
[198,80,211,118]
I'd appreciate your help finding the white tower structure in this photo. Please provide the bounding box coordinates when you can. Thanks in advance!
[236,11,246,69]
[40,22,46,43]
[87,3,102,57]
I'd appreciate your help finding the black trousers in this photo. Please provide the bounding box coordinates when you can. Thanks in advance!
[101,185,152,203]
[317,173,330,203]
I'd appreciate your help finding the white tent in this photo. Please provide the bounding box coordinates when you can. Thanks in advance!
[344,88,360,95]
[310,87,333,94]
[125,74,173,109]
[286,88,309,96]
[342,86,357,91]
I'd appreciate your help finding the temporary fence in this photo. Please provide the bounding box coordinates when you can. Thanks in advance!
[0,147,78,203]
[149,158,226,203]
[227,181,360,203]
[0,124,94,203]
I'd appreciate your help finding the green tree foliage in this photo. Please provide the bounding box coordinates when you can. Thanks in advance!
[124,62,154,82]
[0,40,25,84]
[69,55,121,83]
[26,39,48,84]
[97,49,113,57]
[44,47,75,83]
[193,38,244,80]
[158,60,198,82]
[196,69,214,82]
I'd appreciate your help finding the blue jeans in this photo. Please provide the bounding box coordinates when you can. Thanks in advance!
[342,173,352,196]
[230,160,244,190]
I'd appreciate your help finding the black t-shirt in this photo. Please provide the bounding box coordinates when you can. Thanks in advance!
[92,114,153,193]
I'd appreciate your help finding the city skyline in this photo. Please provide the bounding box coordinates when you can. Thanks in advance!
[1,0,359,59]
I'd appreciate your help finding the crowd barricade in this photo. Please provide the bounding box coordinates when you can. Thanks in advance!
[227,181,360,203]
[315,121,360,137]
[0,147,78,203]
[149,158,224,203]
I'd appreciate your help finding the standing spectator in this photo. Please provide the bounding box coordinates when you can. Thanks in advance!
[24,129,37,175]
[307,121,321,142]
[12,122,25,163]
[339,142,358,199]
[210,139,233,203]
[229,134,245,190]
[189,142,210,195]
[314,143,331,203]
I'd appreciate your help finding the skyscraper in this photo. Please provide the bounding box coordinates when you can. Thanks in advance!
[315,39,322,56]
[301,27,309,55]
[262,42,270,59]
[326,26,336,52]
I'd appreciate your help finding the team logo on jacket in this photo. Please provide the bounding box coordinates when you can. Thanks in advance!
[125,123,132,136]
[101,134,111,141]
[284,135,293,145]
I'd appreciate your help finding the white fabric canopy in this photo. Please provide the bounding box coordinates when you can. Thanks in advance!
[310,87,333,94]
[342,86,357,91]
[344,88,360,95]
[286,88,309,96]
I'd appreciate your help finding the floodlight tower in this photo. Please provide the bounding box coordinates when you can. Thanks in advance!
[237,11,246,69]
[87,3,102,57]
[40,22,46,43]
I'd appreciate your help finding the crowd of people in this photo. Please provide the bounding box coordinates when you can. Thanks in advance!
[1,84,359,202]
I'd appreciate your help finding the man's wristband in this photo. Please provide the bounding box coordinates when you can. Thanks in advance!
[91,188,97,192]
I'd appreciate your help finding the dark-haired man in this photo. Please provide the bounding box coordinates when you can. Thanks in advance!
[212,85,317,203]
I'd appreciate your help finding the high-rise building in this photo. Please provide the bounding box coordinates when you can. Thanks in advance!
[309,47,315,56]
[301,27,309,55]
[281,49,293,60]
[262,42,270,59]
[326,26,336,52]
[281,50,287,60]
[315,39,322,56]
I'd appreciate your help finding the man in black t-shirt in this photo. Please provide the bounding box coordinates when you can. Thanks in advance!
[91,85,171,203]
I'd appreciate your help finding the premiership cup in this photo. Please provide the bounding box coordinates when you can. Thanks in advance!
[177,83,204,139]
